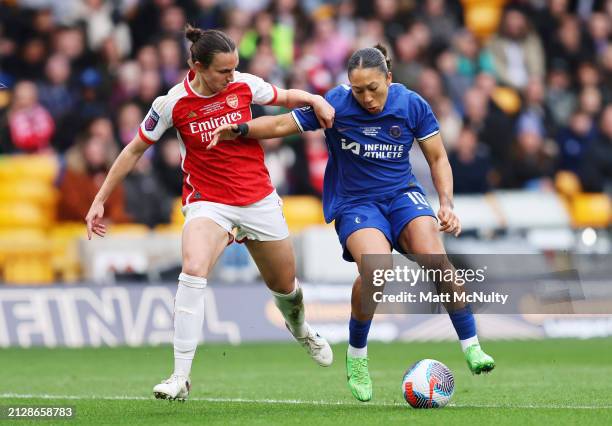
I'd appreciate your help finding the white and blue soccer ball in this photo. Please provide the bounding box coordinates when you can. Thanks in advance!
[401,359,454,408]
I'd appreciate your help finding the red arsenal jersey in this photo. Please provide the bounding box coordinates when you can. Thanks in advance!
[138,70,278,206]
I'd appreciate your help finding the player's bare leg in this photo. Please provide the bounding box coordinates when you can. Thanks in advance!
[154,217,229,401]
[246,238,333,366]
[345,228,392,402]
[398,216,495,374]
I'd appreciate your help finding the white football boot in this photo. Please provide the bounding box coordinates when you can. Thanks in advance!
[289,322,333,367]
[153,374,191,401]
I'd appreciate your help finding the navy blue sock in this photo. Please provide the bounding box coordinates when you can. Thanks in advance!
[448,306,476,340]
[348,317,372,348]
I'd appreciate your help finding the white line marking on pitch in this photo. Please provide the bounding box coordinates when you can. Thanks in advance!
[0,394,610,410]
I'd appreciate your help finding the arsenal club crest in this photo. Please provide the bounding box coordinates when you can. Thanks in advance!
[226,94,239,109]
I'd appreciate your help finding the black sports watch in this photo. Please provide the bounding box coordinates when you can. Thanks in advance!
[232,123,249,137]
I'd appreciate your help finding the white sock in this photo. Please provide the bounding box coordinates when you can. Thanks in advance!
[173,273,207,377]
[460,335,480,353]
[347,344,368,358]
[271,280,308,338]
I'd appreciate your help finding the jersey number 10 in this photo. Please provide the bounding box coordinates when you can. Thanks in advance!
[406,191,429,206]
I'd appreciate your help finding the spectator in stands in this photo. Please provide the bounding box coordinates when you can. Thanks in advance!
[58,132,131,223]
[503,117,557,190]
[71,68,107,126]
[393,31,423,89]
[548,15,593,74]
[312,12,352,78]
[588,12,610,57]
[453,29,496,84]
[556,109,597,173]
[239,10,294,70]
[489,7,545,90]
[158,37,184,89]
[76,0,132,57]
[137,45,159,73]
[194,0,225,31]
[15,37,48,81]
[124,153,174,228]
[7,80,55,153]
[418,68,445,108]
[374,0,409,48]
[579,104,612,192]
[576,61,611,105]
[448,126,493,194]
[434,97,462,151]
[37,53,77,152]
[518,77,556,139]
[52,25,95,76]
[262,137,294,196]
[462,86,514,171]
[545,59,577,128]
[418,0,459,54]
[115,102,144,147]
[533,0,569,54]
[134,69,162,113]
[153,136,183,198]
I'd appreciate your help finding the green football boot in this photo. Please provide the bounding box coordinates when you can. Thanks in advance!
[346,354,373,402]
[465,344,495,374]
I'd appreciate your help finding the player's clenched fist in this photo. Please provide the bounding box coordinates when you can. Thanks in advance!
[437,205,461,237]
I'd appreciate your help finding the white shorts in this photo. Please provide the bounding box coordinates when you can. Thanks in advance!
[182,190,289,243]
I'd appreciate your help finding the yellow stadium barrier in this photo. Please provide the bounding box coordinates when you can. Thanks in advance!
[570,193,612,228]
[281,196,326,233]
[0,230,54,285]
[0,154,59,183]
[50,222,87,283]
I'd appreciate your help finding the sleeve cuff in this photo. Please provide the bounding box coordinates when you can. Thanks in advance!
[138,127,156,145]
[290,111,304,133]
[265,85,278,105]
[416,129,440,142]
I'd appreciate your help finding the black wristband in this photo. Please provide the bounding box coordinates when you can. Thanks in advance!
[236,123,249,137]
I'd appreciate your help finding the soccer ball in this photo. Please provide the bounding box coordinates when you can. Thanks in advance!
[401,359,454,408]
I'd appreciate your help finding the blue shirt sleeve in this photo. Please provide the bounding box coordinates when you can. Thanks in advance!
[408,92,440,141]
[291,106,322,132]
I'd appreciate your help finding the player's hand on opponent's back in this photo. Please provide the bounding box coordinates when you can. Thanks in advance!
[311,95,335,128]
[437,204,461,237]
[85,200,106,239]
[208,124,240,150]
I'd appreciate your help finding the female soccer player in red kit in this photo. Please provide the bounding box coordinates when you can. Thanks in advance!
[85,26,334,401]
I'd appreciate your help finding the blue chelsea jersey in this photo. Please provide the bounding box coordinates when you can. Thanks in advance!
[291,83,440,223]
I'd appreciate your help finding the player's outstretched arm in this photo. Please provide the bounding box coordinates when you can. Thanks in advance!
[419,133,461,237]
[85,135,150,239]
[273,89,334,129]
[208,113,300,149]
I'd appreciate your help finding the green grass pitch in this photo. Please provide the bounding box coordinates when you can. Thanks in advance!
[1,339,611,425]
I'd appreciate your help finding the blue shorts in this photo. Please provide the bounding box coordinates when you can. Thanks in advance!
[334,189,436,262]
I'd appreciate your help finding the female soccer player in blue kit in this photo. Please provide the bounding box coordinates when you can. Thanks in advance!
[212,45,495,402]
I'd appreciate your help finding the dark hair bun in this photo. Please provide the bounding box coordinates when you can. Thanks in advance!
[373,43,392,71]
[185,24,204,43]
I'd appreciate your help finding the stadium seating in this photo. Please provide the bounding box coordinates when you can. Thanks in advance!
[281,196,326,233]
[570,193,612,228]
[0,229,54,284]
[461,0,507,40]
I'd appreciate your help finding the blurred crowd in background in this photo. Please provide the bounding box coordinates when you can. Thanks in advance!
[0,0,611,229]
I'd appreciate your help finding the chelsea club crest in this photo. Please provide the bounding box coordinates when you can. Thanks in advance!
[390,125,402,138]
